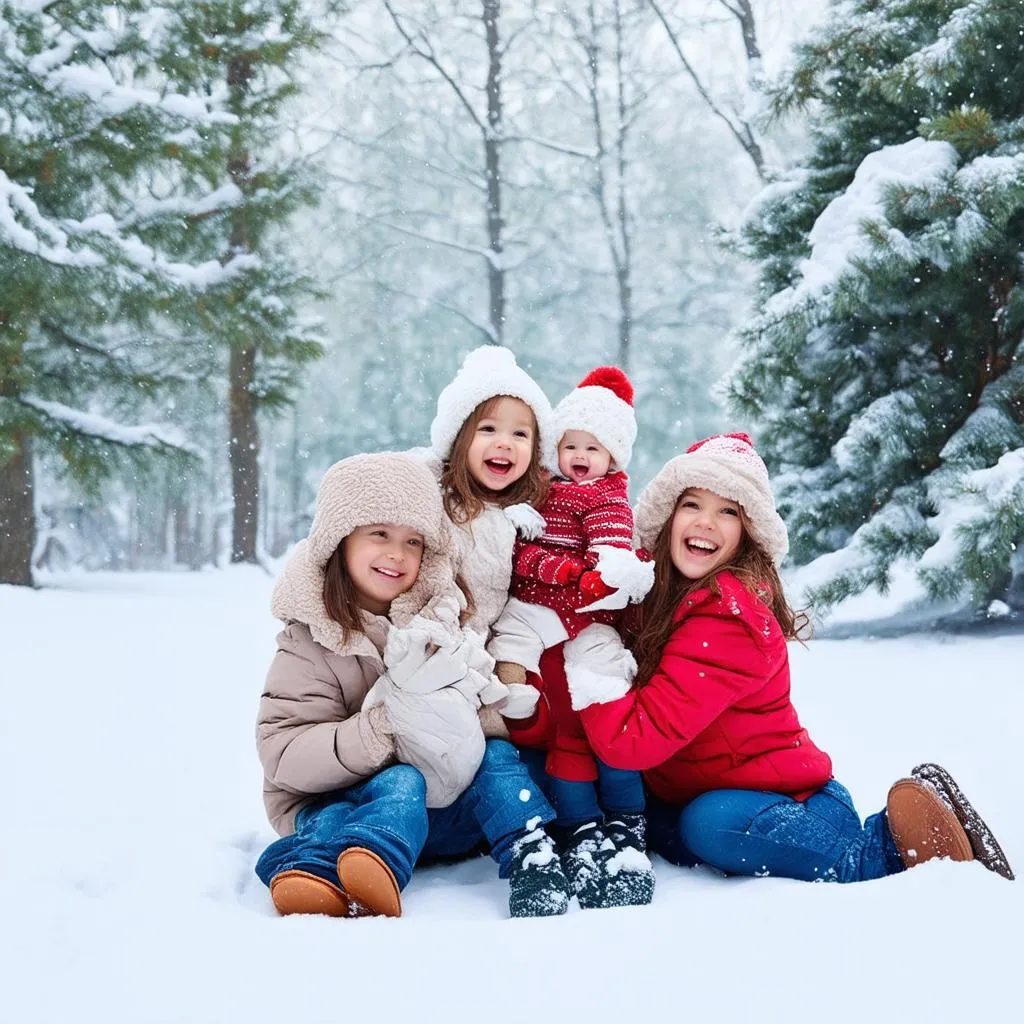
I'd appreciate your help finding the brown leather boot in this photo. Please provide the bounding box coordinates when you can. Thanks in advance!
[886,778,974,870]
[495,660,528,686]
[912,763,1015,880]
[336,847,402,918]
[270,870,349,917]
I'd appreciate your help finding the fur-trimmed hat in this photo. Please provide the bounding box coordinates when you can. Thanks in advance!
[430,345,553,462]
[307,452,445,568]
[634,433,789,564]
[551,366,636,471]
[272,452,462,650]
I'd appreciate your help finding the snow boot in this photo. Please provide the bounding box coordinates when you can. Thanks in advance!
[562,820,613,909]
[336,847,402,918]
[270,869,349,917]
[886,778,973,871]
[606,812,646,851]
[601,817,656,907]
[562,819,651,909]
[507,825,571,917]
[912,763,1014,880]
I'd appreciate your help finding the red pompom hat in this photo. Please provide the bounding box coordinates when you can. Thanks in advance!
[550,366,637,471]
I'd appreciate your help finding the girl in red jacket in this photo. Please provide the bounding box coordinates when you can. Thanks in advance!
[553,433,1014,883]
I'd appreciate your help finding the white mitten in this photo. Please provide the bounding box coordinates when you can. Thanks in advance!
[563,624,635,710]
[579,546,655,612]
[383,624,469,694]
[498,683,541,720]
[504,503,546,539]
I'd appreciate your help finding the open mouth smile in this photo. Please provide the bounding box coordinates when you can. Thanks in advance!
[372,566,405,580]
[684,537,720,556]
[569,463,590,480]
[483,457,513,476]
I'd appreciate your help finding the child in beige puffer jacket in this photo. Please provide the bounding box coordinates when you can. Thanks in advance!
[255,451,572,919]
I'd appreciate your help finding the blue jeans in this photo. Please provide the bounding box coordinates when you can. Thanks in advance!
[647,780,905,882]
[549,762,645,829]
[255,739,555,890]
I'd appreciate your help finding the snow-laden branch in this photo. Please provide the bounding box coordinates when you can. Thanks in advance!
[20,396,201,457]
[1,169,104,268]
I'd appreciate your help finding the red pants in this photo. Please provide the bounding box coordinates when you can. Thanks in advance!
[505,642,600,782]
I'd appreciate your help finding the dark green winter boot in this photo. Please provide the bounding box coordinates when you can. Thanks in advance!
[507,825,571,917]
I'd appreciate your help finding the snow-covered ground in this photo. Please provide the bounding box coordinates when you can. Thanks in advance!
[3,567,1020,1023]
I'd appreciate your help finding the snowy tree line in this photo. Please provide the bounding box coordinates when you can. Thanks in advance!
[3,0,1021,617]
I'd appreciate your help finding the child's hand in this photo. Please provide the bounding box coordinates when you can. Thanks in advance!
[579,569,616,603]
[554,557,586,585]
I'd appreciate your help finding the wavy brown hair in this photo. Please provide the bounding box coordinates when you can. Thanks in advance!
[322,542,365,644]
[440,396,551,524]
[632,497,811,688]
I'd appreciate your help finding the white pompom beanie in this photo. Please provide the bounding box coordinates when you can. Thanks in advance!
[307,452,446,568]
[550,366,636,471]
[430,345,554,462]
[634,433,789,564]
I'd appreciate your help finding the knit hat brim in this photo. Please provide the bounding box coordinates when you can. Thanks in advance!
[550,385,636,471]
[430,346,553,463]
[307,452,446,568]
[635,450,789,564]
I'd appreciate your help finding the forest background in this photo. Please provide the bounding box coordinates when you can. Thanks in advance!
[3,0,1022,623]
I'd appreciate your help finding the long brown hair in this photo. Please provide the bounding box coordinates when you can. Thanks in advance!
[322,542,365,644]
[632,497,810,688]
[440,396,550,524]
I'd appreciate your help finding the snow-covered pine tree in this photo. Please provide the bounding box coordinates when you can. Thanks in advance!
[0,0,241,586]
[154,1,325,564]
[731,0,1024,612]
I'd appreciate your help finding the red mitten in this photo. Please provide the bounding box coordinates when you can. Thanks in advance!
[579,570,616,603]
[552,557,586,585]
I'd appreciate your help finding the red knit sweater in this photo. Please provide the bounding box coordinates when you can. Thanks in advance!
[511,471,633,636]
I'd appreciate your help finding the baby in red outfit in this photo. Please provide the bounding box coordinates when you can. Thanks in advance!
[488,368,655,908]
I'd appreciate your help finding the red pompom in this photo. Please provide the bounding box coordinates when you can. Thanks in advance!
[577,366,634,406]
[686,432,753,454]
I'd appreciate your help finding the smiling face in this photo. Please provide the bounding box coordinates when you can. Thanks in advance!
[557,429,612,482]
[343,523,424,615]
[668,487,744,580]
[465,396,535,493]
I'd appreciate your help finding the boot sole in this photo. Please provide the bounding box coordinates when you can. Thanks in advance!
[912,763,1015,880]
[270,870,350,917]
[887,778,974,868]
[336,847,402,918]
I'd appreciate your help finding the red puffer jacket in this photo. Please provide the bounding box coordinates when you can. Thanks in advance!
[576,572,833,806]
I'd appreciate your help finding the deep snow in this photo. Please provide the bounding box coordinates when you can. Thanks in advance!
[2,567,1020,1023]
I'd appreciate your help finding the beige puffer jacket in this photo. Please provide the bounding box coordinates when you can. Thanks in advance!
[258,607,391,836]
[258,451,510,830]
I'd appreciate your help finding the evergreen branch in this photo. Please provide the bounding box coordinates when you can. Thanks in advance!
[19,395,201,457]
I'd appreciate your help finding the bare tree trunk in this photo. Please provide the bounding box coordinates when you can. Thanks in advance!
[648,0,766,182]
[483,0,505,344]
[0,427,35,586]
[229,341,260,562]
[728,0,763,66]
[578,0,635,370]
[227,53,260,564]
[612,0,633,370]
